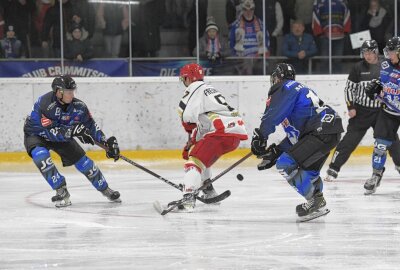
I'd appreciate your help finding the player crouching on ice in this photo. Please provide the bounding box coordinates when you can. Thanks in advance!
[176,63,248,212]
[23,75,121,207]
[251,63,344,222]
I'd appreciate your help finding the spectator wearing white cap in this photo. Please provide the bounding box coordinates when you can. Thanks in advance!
[0,25,22,58]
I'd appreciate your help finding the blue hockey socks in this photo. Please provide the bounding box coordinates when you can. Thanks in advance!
[372,138,392,170]
[276,152,322,200]
[31,147,65,190]
[75,155,108,191]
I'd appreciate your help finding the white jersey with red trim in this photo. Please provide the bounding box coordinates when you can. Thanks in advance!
[178,81,248,141]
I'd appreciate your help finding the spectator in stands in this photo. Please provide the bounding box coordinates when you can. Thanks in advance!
[348,0,370,33]
[42,0,74,57]
[226,0,241,28]
[295,0,314,34]
[0,25,22,58]
[131,0,163,57]
[97,2,128,58]
[193,16,228,64]
[277,0,296,35]
[163,0,191,29]
[360,0,392,53]
[31,0,52,57]
[1,0,35,57]
[229,0,270,57]
[254,0,283,56]
[70,0,96,39]
[283,20,317,74]
[187,0,208,56]
[64,23,93,61]
[312,0,351,73]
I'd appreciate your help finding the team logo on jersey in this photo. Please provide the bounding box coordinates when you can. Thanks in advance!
[381,61,390,69]
[61,115,70,121]
[40,115,52,127]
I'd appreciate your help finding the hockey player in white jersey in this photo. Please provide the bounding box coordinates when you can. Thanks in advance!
[177,63,248,211]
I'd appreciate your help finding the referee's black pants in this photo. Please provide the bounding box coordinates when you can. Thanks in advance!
[329,105,400,172]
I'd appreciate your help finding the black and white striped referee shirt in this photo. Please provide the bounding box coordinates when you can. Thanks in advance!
[344,59,381,109]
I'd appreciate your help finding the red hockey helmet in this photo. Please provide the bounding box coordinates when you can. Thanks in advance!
[179,63,204,82]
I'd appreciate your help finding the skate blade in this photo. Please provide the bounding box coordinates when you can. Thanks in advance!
[108,198,122,203]
[323,176,335,182]
[55,200,72,208]
[364,188,377,195]
[297,208,330,223]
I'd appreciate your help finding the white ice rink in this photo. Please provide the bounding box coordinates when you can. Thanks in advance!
[1,158,400,270]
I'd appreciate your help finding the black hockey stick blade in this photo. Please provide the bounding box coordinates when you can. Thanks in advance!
[197,190,231,204]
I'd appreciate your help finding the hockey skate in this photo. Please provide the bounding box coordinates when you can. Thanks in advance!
[364,168,385,195]
[101,187,121,202]
[201,184,220,205]
[51,185,71,208]
[324,168,338,182]
[296,192,330,222]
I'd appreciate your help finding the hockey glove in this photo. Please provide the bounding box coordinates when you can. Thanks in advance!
[365,79,383,100]
[182,121,197,134]
[106,136,120,161]
[72,123,94,145]
[251,128,267,157]
[257,143,282,170]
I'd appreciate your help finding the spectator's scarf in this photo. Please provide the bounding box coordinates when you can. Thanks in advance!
[207,34,221,54]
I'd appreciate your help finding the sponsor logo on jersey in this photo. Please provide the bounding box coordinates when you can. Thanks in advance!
[47,102,57,111]
[40,115,52,127]
[61,115,70,121]
[389,72,400,79]
[204,88,218,96]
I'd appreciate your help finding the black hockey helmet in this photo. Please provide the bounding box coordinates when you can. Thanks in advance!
[51,75,77,93]
[270,63,296,86]
[360,40,378,58]
[383,36,400,60]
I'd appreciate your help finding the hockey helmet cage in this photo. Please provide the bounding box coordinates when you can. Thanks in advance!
[384,36,400,59]
[52,75,77,92]
[179,63,204,82]
[270,63,296,86]
[360,40,378,58]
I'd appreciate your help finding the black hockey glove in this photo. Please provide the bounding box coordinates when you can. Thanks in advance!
[106,136,120,161]
[251,128,267,157]
[365,79,383,100]
[72,123,94,145]
[257,143,282,170]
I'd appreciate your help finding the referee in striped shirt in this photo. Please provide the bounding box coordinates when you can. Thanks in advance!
[324,40,400,181]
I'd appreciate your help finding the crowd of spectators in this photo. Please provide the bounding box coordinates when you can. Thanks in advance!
[0,0,399,73]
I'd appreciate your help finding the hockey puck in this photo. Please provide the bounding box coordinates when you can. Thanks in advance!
[236,174,244,181]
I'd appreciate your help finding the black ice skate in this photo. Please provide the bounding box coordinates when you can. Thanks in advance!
[201,183,220,205]
[324,168,338,182]
[51,185,71,208]
[296,192,330,222]
[364,168,385,195]
[101,187,121,202]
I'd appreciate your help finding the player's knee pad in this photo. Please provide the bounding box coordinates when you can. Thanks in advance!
[75,155,108,191]
[183,162,202,193]
[31,146,65,189]
[372,138,392,170]
[276,153,299,182]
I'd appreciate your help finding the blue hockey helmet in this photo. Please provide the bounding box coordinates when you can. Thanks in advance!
[51,75,77,93]
[270,63,296,86]
[360,40,378,58]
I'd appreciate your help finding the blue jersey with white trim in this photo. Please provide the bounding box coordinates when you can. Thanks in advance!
[24,91,106,143]
[379,60,400,115]
[260,80,342,147]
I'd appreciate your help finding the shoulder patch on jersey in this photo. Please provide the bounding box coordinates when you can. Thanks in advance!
[381,61,390,69]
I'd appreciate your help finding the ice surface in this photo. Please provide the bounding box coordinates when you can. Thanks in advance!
[0,160,400,269]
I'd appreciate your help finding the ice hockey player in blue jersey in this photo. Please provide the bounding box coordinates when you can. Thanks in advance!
[251,63,344,222]
[364,36,400,195]
[23,75,121,207]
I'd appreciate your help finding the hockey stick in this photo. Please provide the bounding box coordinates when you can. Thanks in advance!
[95,141,227,204]
[158,152,253,215]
